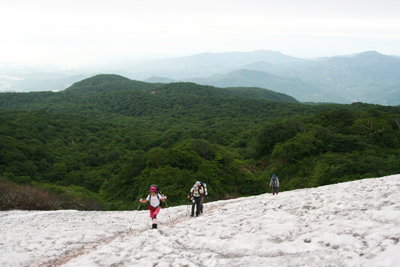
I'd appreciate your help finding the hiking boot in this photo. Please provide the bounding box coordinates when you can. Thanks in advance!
[190,214,194,217]
[152,224,157,229]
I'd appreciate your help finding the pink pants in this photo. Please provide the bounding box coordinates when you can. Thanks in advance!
[148,206,161,218]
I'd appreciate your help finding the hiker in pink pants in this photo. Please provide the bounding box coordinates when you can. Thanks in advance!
[140,186,166,229]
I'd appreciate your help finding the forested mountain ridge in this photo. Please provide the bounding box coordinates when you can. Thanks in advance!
[0,74,299,117]
[64,74,299,102]
[151,82,299,102]
[1,74,400,211]
[63,74,162,95]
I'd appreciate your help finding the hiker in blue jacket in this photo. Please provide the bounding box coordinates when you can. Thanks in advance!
[270,174,280,195]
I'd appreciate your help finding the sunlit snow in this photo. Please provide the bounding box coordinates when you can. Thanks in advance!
[1,175,400,267]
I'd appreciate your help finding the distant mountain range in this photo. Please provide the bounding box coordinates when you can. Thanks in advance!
[266,51,400,105]
[143,50,400,105]
[0,73,87,93]
[145,69,349,104]
[1,50,399,105]
[181,69,348,103]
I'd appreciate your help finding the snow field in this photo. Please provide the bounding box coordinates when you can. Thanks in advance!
[1,175,400,266]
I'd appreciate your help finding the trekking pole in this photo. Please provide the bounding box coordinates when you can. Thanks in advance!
[129,202,141,230]
[164,200,171,218]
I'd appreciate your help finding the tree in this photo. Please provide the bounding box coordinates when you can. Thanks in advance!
[190,139,214,160]
[144,147,167,168]
[257,118,305,157]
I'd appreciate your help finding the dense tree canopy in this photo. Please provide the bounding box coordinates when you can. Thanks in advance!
[1,75,400,210]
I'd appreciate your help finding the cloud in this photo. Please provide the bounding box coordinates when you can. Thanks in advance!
[1,0,399,66]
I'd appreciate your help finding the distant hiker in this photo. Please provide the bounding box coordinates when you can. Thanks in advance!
[140,185,167,229]
[195,181,208,214]
[270,174,280,195]
[188,184,203,217]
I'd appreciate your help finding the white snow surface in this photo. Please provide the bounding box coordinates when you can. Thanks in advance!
[1,175,400,267]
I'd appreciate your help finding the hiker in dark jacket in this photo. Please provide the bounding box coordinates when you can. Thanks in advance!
[140,186,167,229]
[188,184,203,217]
[269,174,280,195]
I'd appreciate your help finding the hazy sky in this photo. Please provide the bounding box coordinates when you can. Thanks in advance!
[1,0,400,67]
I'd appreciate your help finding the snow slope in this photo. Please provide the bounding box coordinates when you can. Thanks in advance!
[1,175,400,267]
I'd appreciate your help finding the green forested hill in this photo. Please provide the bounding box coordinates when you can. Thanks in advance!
[0,74,298,113]
[154,82,299,103]
[1,74,400,211]
[63,74,299,102]
[0,76,300,132]
[64,74,162,95]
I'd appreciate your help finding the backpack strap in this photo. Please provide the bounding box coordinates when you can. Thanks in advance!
[191,188,201,197]
[148,193,162,208]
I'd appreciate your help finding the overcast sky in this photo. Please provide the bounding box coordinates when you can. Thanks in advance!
[1,0,400,67]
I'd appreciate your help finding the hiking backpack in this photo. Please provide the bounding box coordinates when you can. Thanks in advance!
[192,187,201,198]
[199,181,208,195]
